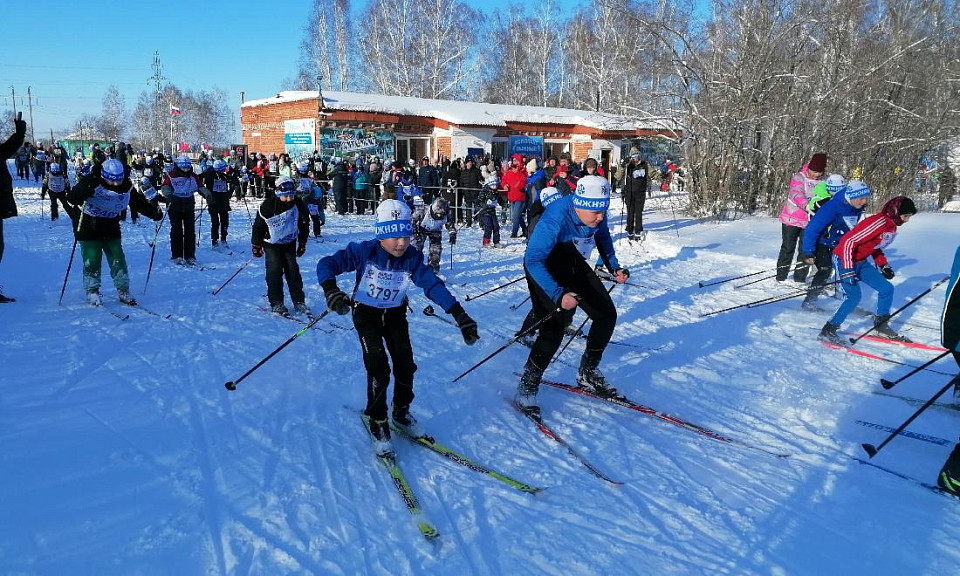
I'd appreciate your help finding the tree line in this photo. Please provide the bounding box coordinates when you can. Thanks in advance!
[292,0,960,213]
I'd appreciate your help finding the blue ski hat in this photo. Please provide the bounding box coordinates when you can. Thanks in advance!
[539,186,562,208]
[573,175,611,211]
[845,180,871,200]
[375,199,413,239]
[825,174,847,195]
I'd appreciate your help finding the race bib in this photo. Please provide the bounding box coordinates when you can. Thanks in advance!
[354,264,411,309]
[212,179,228,193]
[269,160,278,173]
[47,175,66,194]
[307,203,319,216]
[842,215,859,230]
[83,185,130,219]
[261,204,299,244]
[420,211,445,233]
[144,168,153,177]
[170,175,198,198]
[572,235,596,259]
[632,169,645,179]
[876,231,897,251]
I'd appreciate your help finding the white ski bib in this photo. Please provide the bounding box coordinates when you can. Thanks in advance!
[419,211,445,233]
[144,168,153,177]
[212,178,228,193]
[170,175,198,198]
[261,204,299,245]
[47,175,66,194]
[83,185,130,218]
[354,264,411,309]
[572,235,596,259]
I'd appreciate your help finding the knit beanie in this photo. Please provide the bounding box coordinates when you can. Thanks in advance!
[374,199,413,239]
[844,180,871,199]
[526,158,539,174]
[572,175,611,211]
[808,153,827,173]
[825,174,847,195]
[898,197,917,216]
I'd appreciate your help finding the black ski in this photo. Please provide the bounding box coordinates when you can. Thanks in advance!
[509,399,623,485]
[871,390,960,414]
[855,419,952,446]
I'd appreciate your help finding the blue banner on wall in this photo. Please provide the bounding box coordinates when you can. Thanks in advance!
[509,135,543,159]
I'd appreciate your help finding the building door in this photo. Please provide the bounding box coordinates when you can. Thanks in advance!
[600,149,612,178]
[395,140,409,163]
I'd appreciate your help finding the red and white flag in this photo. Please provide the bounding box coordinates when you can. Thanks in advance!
[170,105,181,116]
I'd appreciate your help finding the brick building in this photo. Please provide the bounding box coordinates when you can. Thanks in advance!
[240,90,680,173]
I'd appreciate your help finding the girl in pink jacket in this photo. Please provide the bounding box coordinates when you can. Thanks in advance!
[776,152,826,282]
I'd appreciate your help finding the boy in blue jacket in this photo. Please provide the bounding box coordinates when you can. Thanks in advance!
[801,179,871,311]
[316,199,479,455]
[516,176,630,415]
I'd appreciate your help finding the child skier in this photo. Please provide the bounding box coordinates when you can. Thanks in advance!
[201,159,232,251]
[316,199,479,455]
[515,177,630,416]
[800,178,868,312]
[297,161,325,238]
[41,162,71,221]
[412,197,456,274]
[935,244,960,494]
[160,155,201,265]
[477,177,502,248]
[251,175,311,316]
[67,158,163,305]
[818,195,918,344]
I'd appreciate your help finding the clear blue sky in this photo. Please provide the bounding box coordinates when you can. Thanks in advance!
[1,1,709,143]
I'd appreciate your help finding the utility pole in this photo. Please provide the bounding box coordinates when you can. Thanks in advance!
[149,51,165,150]
[10,86,16,117]
[27,86,35,144]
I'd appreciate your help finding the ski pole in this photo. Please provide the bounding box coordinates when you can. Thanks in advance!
[452,307,562,383]
[849,276,950,346]
[211,258,253,296]
[58,238,78,306]
[744,281,841,309]
[509,294,531,311]
[880,350,953,389]
[464,275,524,302]
[595,269,647,289]
[196,197,204,247]
[862,373,960,458]
[736,273,778,289]
[698,264,791,288]
[225,309,330,391]
[423,305,455,325]
[143,211,167,295]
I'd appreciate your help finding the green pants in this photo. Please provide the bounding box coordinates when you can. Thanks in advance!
[81,238,130,294]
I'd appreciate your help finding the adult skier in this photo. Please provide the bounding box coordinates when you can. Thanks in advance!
[817,196,918,344]
[67,158,163,305]
[515,176,630,416]
[0,116,27,303]
[316,199,479,455]
[620,148,648,241]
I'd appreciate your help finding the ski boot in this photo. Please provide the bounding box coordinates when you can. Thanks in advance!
[172,257,186,266]
[271,303,289,316]
[801,298,824,313]
[118,291,137,306]
[185,257,198,266]
[86,291,102,307]
[874,314,910,342]
[368,417,394,456]
[817,322,843,345]
[576,350,622,399]
[0,286,14,303]
[515,362,544,417]
[293,302,310,316]
[212,239,220,252]
[392,404,426,438]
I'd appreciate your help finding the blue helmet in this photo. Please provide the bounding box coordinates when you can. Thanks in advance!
[298,161,310,174]
[101,158,125,184]
[176,155,192,171]
[213,159,227,172]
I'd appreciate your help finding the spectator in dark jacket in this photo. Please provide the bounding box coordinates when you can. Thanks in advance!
[417,156,440,203]
[0,116,27,302]
[458,157,484,226]
[329,160,349,215]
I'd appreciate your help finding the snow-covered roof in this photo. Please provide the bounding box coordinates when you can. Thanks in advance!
[242,90,659,132]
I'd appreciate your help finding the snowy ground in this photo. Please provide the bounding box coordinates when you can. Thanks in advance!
[1,171,959,575]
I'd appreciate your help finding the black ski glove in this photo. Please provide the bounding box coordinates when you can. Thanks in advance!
[880,265,895,280]
[322,281,352,315]
[448,302,479,345]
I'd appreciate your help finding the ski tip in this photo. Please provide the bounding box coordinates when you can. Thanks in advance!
[880,378,896,390]
[862,443,878,458]
[225,381,237,391]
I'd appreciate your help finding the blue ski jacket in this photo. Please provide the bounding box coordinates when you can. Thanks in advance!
[524,195,619,302]
[802,190,865,257]
[943,245,960,352]
[316,238,457,312]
